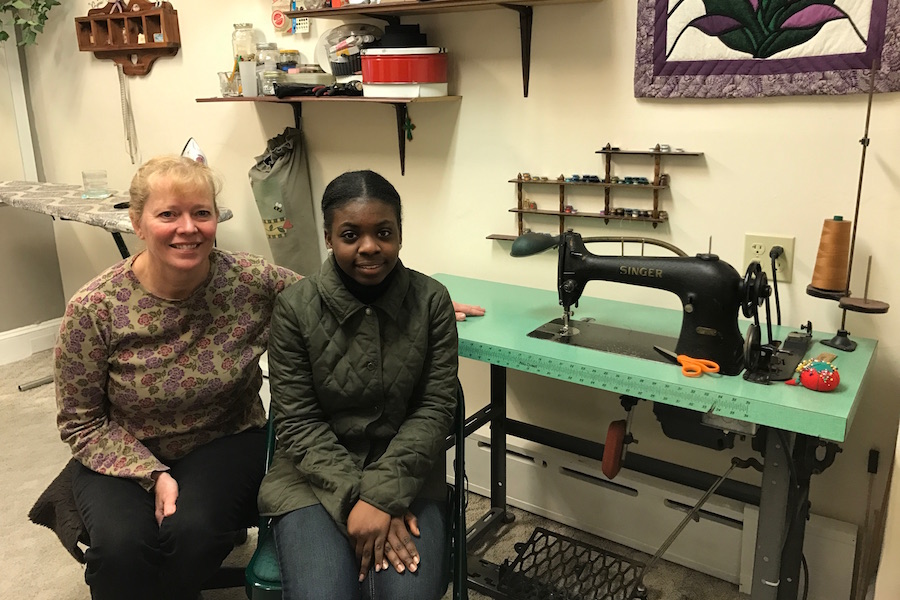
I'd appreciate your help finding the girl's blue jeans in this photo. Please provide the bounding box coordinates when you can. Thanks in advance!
[273,498,448,600]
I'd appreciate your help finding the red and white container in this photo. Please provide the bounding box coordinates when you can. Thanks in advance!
[361,47,448,98]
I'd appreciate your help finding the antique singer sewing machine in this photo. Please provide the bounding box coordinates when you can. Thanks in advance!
[511,230,765,376]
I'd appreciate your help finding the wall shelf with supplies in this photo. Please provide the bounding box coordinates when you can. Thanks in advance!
[284,0,598,97]
[487,144,703,241]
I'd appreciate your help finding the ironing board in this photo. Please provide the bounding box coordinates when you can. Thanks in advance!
[0,180,233,258]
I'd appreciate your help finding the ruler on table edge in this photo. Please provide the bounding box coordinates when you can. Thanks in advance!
[461,340,755,422]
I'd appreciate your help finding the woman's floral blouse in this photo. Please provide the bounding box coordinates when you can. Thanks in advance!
[55,249,300,490]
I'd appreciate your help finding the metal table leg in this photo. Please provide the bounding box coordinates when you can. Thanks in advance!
[752,429,792,599]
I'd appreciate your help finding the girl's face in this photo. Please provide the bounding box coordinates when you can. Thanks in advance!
[131,180,217,277]
[325,197,401,286]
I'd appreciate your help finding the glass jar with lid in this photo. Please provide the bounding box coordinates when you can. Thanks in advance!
[232,23,256,62]
[259,70,284,96]
[257,42,279,72]
[279,49,301,69]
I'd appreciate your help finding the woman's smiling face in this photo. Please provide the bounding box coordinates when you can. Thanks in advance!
[131,179,218,278]
[325,197,401,286]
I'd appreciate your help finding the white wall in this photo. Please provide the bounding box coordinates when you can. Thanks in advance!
[15,0,900,574]
[0,38,65,332]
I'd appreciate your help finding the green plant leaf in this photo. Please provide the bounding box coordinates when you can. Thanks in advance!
[1,0,59,45]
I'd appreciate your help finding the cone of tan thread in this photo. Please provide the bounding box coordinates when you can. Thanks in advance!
[810,217,852,291]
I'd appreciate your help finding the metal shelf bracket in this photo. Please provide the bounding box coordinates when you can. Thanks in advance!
[500,3,533,97]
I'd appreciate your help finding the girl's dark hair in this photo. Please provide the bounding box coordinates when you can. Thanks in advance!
[321,170,402,233]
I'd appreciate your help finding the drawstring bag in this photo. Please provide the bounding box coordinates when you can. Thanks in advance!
[249,127,322,275]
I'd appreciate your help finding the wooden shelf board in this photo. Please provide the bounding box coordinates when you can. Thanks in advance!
[286,0,595,19]
[509,178,667,190]
[596,150,703,157]
[88,42,179,52]
[196,95,461,105]
[508,208,667,223]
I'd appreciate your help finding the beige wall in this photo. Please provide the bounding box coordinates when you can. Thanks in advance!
[0,41,65,331]
[14,0,900,575]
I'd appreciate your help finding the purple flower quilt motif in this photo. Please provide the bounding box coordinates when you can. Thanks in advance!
[116,288,132,302]
[668,0,865,59]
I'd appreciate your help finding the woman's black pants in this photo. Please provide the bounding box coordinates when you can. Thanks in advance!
[71,428,266,600]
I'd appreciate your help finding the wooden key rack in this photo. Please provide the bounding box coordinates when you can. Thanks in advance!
[75,0,181,76]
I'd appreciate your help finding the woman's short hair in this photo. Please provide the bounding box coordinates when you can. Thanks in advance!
[129,156,220,222]
[321,170,402,234]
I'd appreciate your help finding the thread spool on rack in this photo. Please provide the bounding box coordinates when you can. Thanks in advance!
[805,62,889,352]
[807,216,853,299]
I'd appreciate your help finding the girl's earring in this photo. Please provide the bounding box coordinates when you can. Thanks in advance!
[327,248,333,255]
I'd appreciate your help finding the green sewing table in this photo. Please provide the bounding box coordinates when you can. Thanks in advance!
[435,273,876,600]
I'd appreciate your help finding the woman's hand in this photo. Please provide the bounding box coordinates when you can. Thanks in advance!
[452,300,486,322]
[152,471,178,525]
[347,500,391,582]
[383,511,421,574]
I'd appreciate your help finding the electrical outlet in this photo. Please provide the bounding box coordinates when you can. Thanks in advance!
[743,234,795,283]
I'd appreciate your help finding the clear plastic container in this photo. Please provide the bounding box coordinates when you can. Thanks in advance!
[257,42,279,72]
[232,23,256,62]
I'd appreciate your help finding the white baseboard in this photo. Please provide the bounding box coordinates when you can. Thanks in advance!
[0,318,60,366]
[449,428,856,599]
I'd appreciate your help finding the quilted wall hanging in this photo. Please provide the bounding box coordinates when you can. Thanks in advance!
[634,0,900,98]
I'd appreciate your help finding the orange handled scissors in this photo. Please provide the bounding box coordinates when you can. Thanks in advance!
[653,346,720,377]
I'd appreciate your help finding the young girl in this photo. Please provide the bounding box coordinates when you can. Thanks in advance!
[258,170,458,600]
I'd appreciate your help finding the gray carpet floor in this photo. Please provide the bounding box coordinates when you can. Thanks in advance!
[1,349,746,599]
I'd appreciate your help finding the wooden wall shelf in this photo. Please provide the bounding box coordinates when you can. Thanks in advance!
[285,0,597,97]
[75,0,181,76]
[195,95,461,175]
[489,144,703,239]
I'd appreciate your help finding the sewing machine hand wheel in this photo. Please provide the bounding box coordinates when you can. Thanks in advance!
[744,323,761,373]
[510,232,561,257]
[741,262,768,318]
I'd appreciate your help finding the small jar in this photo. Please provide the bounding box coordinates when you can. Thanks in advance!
[257,42,279,72]
[279,49,301,69]
[232,23,256,62]
[259,70,283,95]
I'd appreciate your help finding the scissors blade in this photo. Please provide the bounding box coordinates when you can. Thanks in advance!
[653,345,680,365]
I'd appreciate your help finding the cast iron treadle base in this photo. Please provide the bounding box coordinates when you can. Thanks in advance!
[497,527,645,600]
